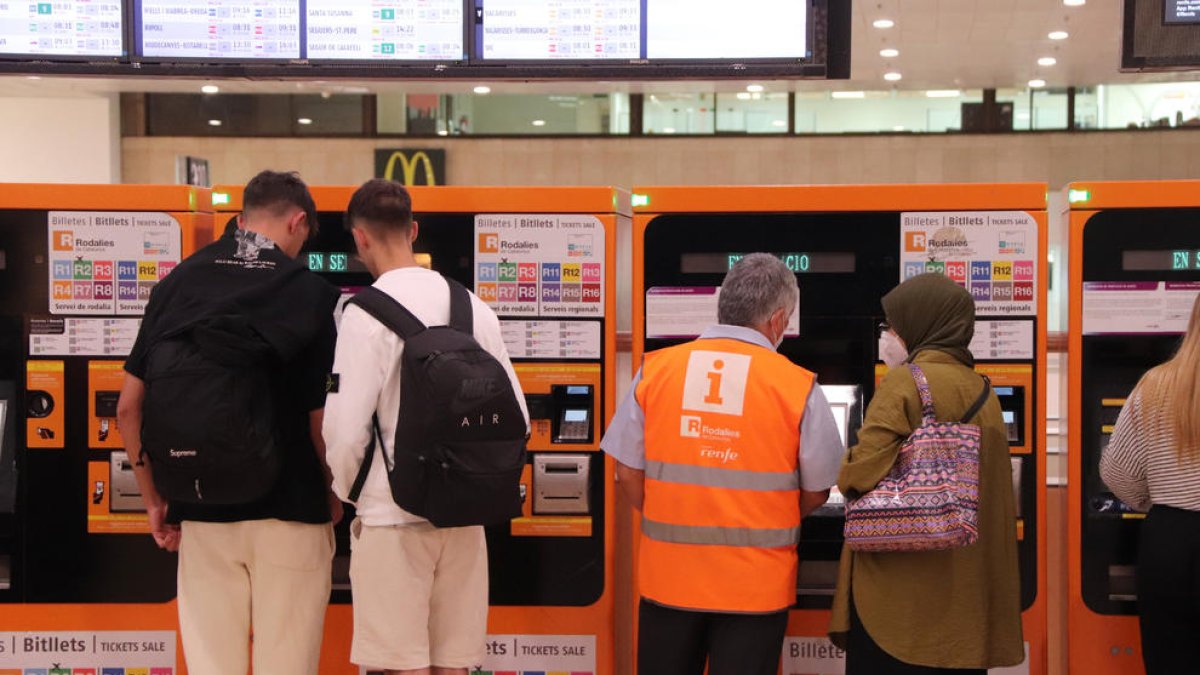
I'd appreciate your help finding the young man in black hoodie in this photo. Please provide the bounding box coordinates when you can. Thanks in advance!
[116,170,340,675]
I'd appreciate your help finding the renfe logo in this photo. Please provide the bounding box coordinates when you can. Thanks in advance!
[682,350,752,416]
[478,233,499,253]
[905,231,927,252]
[52,230,73,251]
[680,415,702,438]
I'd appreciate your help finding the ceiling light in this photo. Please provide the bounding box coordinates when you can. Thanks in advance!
[832,91,866,99]
[663,127,677,134]
[1048,30,1069,40]
[26,75,41,81]
[746,84,765,93]
[1017,112,1031,120]
[1063,0,1085,5]
[473,85,491,95]
[297,118,313,125]
[736,92,752,100]
[926,90,962,98]
[532,119,546,127]
[873,19,895,29]
[893,125,906,131]
[772,120,787,127]
[1029,79,1047,88]
[884,72,903,82]
[201,84,219,94]
[207,119,222,127]
[880,48,899,58]
[1038,57,1057,66]
[320,91,332,99]
[437,130,449,136]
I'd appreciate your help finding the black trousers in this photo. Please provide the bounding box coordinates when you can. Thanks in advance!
[846,601,985,675]
[1138,505,1200,675]
[637,598,788,675]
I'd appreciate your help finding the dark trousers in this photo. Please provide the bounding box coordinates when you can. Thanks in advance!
[1138,505,1200,675]
[637,598,788,675]
[846,601,985,675]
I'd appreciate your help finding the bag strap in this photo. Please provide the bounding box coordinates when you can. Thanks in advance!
[446,277,474,334]
[348,414,388,503]
[960,376,993,424]
[907,364,938,424]
[347,287,427,340]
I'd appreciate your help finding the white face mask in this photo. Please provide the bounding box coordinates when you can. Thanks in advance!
[879,331,908,368]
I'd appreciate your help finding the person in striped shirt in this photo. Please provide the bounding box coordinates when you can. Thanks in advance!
[1101,293,1200,675]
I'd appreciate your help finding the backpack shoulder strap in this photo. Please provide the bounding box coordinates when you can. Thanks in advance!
[960,375,993,424]
[347,286,427,340]
[348,414,389,503]
[446,277,474,334]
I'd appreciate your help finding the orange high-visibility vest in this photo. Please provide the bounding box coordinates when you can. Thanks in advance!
[635,337,814,613]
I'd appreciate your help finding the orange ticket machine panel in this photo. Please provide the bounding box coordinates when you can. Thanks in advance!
[632,184,1048,675]
[0,184,212,672]
[215,185,626,675]
[1067,180,1200,675]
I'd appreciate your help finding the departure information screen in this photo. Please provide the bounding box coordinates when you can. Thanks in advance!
[0,1,123,58]
[680,252,856,274]
[475,0,641,60]
[1123,249,1200,271]
[306,0,464,61]
[1166,0,1200,24]
[647,0,807,59]
[136,0,301,60]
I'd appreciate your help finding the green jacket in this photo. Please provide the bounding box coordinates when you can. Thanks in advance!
[829,350,1025,669]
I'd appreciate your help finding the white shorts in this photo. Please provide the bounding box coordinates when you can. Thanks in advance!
[349,518,489,670]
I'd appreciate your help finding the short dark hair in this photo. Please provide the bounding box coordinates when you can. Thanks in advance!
[243,170,319,239]
[345,179,413,235]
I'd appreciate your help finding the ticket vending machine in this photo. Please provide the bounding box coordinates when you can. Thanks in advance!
[0,184,213,673]
[215,185,626,675]
[631,184,1048,675]
[1067,180,1200,675]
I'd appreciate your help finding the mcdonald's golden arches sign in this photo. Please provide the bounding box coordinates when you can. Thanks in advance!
[374,148,446,186]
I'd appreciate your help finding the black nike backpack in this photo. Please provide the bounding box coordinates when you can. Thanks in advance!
[346,278,527,527]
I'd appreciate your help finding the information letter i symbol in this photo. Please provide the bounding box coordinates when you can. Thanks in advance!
[704,360,725,405]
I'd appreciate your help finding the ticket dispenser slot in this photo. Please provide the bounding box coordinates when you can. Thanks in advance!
[995,386,1026,446]
[108,451,144,513]
[533,454,591,515]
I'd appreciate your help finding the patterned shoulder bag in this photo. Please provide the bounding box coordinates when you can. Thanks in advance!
[844,363,991,553]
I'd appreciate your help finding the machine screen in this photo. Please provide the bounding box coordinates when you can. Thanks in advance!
[680,252,856,274]
[1167,0,1200,24]
[994,386,1025,445]
[1122,249,1200,271]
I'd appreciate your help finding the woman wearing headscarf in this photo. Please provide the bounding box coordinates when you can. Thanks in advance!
[829,273,1024,674]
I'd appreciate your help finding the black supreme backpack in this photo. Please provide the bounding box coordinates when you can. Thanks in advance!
[346,278,527,527]
[140,315,282,504]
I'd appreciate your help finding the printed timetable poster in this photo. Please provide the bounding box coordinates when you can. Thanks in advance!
[473,214,605,318]
[47,212,182,317]
[900,211,1039,317]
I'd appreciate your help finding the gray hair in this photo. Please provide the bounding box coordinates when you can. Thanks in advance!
[717,253,799,328]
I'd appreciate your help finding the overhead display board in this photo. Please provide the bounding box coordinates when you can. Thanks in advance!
[475,0,640,60]
[1122,0,1200,70]
[0,0,849,78]
[646,0,807,59]
[135,0,301,61]
[0,1,123,60]
[306,0,465,61]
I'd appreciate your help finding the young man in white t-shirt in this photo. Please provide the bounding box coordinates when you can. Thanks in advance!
[323,179,528,675]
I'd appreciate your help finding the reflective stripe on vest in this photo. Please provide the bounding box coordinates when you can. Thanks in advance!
[645,459,800,492]
[642,517,802,548]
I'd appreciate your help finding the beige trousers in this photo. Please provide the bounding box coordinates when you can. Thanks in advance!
[178,519,334,675]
